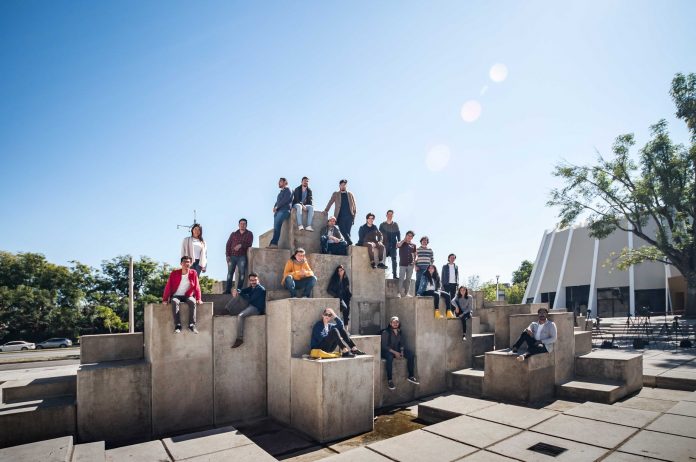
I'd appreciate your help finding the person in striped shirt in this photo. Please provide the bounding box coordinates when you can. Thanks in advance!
[415,236,434,295]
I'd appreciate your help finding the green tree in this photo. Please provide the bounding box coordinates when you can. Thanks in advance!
[505,284,526,304]
[512,260,533,286]
[549,73,696,317]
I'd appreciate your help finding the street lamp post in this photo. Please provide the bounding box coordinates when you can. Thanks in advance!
[495,275,500,301]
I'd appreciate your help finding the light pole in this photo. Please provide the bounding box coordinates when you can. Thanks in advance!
[495,275,500,301]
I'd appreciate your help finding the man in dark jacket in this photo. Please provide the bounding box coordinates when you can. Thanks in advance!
[269,177,292,248]
[231,273,266,348]
[441,254,459,299]
[292,176,314,231]
[381,316,419,390]
[324,179,357,245]
[357,213,387,269]
[320,216,348,255]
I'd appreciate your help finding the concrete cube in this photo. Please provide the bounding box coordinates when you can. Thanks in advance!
[145,303,214,437]
[306,253,352,299]
[352,300,385,335]
[385,279,414,298]
[351,335,382,408]
[213,315,267,425]
[380,357,417,407]
[248,247,291,291]
[77,359,151,444]
[575,350,643,396]
[290,357,374,442]
[483,350,555,404]
[575,331,593,356]
[80,333,144,364]
[350,246,386,302]
[446,318,471,372]
[287,210,328,255]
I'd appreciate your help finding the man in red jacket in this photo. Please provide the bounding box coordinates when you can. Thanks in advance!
[162,256,202,334]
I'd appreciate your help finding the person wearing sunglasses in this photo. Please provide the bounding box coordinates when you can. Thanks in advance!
[511,307,557,362]
[310,308,365,358]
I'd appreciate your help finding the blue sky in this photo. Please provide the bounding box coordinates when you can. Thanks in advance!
[1,1,695,284]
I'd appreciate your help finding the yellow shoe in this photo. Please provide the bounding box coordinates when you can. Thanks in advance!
[446,310,456,319]
[434,310,443,320]
[310,348,340,359]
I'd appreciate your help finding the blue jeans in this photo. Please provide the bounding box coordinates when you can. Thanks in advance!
[225,255,248,293]
[270,209,290,245]
[284,275,317,298]
[293,204,314,227]
[415,265,428,294]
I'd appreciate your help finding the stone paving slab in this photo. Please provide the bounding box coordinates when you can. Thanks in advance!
[564,402,659,428]
[645,413,696,438]
[683,390,696,402]
[0,435,73,462]
[367,429,477,461]
[543,400,582,413]
[615,397,679,413]
[530,414,638,449]
[602,451,664,461]
[422,415,521,448]
[635,387,694,401]
[319,447,392,461]
[467,403,556,429]
[486,430,608,462]
[161,425,253,460]
[656,370,696,390]
[666,400,696,417]
[106,440,171,462]
[418,394,498,423]
[183,443,276,461]
[462,450,517,461]
[618,430,696,461]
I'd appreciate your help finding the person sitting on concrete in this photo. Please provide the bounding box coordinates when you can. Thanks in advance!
[292,176,314,231]
[415,236,434,294]
[379,210,401,279]
[441,254,459,300]
[225,218,253,293]
[357,213,388,269]
[230,272,266,349]
[452,286,474,340]
[268,177,293,248]
[324,179,357,245]
[511,307,557,362]
[396,230,417,297]
[181,223,207,276]
[310,308,365,358]
[320,216,348,255]
[162,256,202,334]
[282,248,317,298]
[327,265,352,326]
[417,265,455,320]
[381,316,419,390]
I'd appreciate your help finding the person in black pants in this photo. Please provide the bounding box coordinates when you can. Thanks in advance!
[441,254,459,300]
[417,265,455,320]
[511,308,558,362]
[327,265,352,326]
[324,179,357,245]
[310,308,365,357]
[381,316,419,390]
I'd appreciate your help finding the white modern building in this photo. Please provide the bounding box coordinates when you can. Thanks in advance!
[524,221,686,318]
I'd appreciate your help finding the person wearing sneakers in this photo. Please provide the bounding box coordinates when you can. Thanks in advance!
[441,254,459,300]
[292,176,314,231]
[396,231,417,297]
[511,308,557,361]
[381,316,419,390]
[268,177,293,248]
[310,308,365,358]
[417,265,455,319]
[379,210,401,279]
[357,213,388,269]
[415,236,434,293]
[282,248,317,298]
[320,216,348,255]
[324,179,357,245]
[230,273,266,349]
[452,286,474,340]
[162,256,201,334]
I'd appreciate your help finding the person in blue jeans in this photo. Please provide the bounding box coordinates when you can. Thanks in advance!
[381,316,419,390]
[282,248,317,298]
[268,177,292,248]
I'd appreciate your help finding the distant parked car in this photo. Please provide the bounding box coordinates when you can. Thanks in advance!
[36,338,73,349]
[0,341,36,352]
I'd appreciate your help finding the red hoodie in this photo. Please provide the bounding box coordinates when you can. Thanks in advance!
[162,269,201,302]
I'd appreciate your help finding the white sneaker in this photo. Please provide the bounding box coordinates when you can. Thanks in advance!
[396,293,402,298]
[298,225,304,231]
[306,226,314,232]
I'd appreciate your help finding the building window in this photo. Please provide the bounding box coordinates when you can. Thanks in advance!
[635,289,666,314]
[596,287,630,318]
[565,285,590,315]
[541,292,556,307]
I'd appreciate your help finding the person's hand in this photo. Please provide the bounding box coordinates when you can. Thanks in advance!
[299,269,306,277]
[202,267,206,273]
[226,256,231,264]
[196,299,202,304]
[393,351,402,359]
[526,328,533,336]
[536,342,543,348]
[273,207,277,213]
[234,244,242,251]
[231,290,238,298]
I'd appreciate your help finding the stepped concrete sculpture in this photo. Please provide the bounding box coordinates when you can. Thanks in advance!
[484,350,556,403]
[351,335,383,408]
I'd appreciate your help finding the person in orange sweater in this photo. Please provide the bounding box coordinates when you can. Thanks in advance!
[162,256,202,334]
[282,248,317,298]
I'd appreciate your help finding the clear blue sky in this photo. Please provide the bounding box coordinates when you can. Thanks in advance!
[1,1,695,284]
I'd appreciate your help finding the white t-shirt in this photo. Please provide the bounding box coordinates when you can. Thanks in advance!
[192,239,203,260]
[448,264,456,284]
[426,280,436,291]
[534,322,546,341]
[174,271,191,297]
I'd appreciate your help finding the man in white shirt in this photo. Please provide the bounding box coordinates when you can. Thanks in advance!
[511,308,557,362]
[441,253,459,299]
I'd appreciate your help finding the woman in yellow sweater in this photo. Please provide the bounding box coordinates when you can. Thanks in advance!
[282,248,317,298]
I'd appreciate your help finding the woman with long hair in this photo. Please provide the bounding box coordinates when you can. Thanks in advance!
[327,265,352,326]
[181,223,207,276]
[452,286,474,340]
[416,264,454,319]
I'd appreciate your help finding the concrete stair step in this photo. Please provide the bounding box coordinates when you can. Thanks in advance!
[447,368,484,397]
[472,354,485,370]
[555,379,625,404]
[0,435,74,461]
[471,333,495,357]
[72,441,105,462]
[1,375,76,404]
[0,396,76,448]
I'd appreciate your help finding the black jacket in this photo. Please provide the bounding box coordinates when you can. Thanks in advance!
[327,275,352,302]
[292,186,313,206]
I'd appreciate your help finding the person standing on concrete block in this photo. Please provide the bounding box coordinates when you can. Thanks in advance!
[162,256,202,334]
[379,210,401,279]
[357,213,388,269]
[268,177,293,248]
[441,254,459,300]
[417,265,455,320]
[181,224,207,276]
[452,286,474,340]
[327,265,352,326]
[381,316,419,390]
[396,231,417,297]
[230,272,266,349]
[415,236,434,294]
[320,216,348,255]
[310,308,365,358]
[225,218,254,293]
[511,307,557,361]
[282,248,317,298]
[324,179,357,245]
[292,176,315,231]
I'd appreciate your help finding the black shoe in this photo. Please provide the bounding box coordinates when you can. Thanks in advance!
[377,263,388,269]
[174,325,182,334]
[511,347,518,354]
[232,338,244,348]
[342,351,355,358]
[388,380,396,390]
[407,376,420,385]
[370,262,377,269]
[189,324,199,334]
[352,348,366,355]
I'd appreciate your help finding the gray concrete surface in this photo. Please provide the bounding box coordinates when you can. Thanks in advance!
[0,395,75,448]
[351,335,382,408]
[0,435,73,462]
[367,429,477,461]
[248,247,292,291]
[72,441,105,462]
[80,333,143,364]
[105,440,171,462]
[161,425,254,460]
[483,350,555,404]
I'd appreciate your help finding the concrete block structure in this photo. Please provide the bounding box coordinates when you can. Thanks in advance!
[79,332,143,364]
[306,253,351,299]
[483,350,556,403]
[351,335,382,408]
[145,302,214,437]
[247,247,291,292]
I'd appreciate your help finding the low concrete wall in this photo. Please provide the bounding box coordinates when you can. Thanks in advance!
[483,350,555,403]
[351,335,382,408]
[248,247,291,292]
[575,351,643,396]
[574,331,593,356]
[77,360,151,444]
[350,246,386,302]
[213,315,267,425]
[286,210,328,255]
[290,357,374,443]
[446,318,472,372]
[478,304,539,349]
[145,303,214,437]
[80,333,144,364]
[352,300,385,335]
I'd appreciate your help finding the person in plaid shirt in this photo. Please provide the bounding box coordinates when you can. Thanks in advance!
[225,218,254,293]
